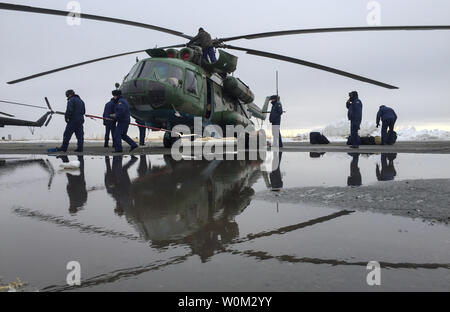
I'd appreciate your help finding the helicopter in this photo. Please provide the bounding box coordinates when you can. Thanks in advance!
[0,98,64,131]
[1,2,449,147]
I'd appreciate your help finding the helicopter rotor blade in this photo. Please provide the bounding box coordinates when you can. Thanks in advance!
[7,44,186,84]
[44,97,52,112]
[44,114,52,127]
[0,99,48,109]
[0,111,15,117]
[224,45,398,89]
[0,2,192,40]
[218,25,450,42]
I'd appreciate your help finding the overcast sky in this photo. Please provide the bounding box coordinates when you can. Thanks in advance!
[1,0,449,139]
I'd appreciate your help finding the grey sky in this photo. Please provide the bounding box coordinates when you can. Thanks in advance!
[1,0,449,139]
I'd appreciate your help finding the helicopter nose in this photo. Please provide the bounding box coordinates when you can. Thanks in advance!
[122,80,166,109]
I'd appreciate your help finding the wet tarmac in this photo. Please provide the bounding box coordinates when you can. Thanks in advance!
[0,152,449,291]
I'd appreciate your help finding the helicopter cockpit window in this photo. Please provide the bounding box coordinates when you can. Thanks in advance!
[137,60,153,78]
[124,62,141,82]
[152,62,169,83]
[185,70,198,96]
[168,66,184,88]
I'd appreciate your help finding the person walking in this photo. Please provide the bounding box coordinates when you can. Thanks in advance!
[57,89,85,152]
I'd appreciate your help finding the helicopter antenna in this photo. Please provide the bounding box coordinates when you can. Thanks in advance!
[276,70,279,100]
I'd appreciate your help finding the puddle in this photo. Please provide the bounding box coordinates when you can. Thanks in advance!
[0,152,449,291]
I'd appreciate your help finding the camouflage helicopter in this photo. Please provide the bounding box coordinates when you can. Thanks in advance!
[1,3,449,147]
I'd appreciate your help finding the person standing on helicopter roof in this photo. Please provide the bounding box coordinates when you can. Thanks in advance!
[188,27,217,63]
[269,95,283,148]
[56,89,85,152]
[110,90,138,153]
[103,97,116,148]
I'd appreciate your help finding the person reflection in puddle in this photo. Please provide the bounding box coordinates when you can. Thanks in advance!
[137,155,149,178]
[269,152,283,191]
[105,156,138,216]
[347,153,362,186]
[376,153,397,181]
[58,155,87,214]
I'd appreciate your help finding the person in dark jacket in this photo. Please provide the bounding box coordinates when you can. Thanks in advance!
[135,119,146,146]
[59,155,87,214]
[110,90,138,153]
[346,91,363,148]
[57,90,85,152]
[347,153,362,186]
[376,153,397,181]
[269,95,283,148]
[188,27,217,63]
[111,155,137,215]
[376,105,397,145]
[103,98,116,148]
[269,151,283,191]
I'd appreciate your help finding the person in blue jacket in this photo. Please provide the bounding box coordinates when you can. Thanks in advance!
[57,89,85,152]
[376,105,398,145]
[110,90,138,153]
[269,95,283,148]
[346,91,363,148]
[103,98,116,148]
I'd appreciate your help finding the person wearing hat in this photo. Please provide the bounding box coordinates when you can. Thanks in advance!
[110,90,138,153]
[269,95,283,148]
[346,91,363,148]
[56,89,85,152]
[188,27,217,63]
[103,96,116,148]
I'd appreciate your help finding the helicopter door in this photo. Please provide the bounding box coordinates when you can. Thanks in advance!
[205,79,214,120]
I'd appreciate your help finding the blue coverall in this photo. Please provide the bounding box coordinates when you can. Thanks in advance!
[112,96,138,152]
[269,100,283,148]
[60,95,85,152]
[135,119,146,146]
[202,47,217,63]
[376,105,397,145]
[103,99,116,147]
[347,96,363,147]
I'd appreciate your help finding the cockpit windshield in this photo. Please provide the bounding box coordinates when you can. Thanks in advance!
[152,62,169,82]
[124,61,185,87]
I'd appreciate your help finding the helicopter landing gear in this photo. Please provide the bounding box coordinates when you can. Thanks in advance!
[163,131,180,148]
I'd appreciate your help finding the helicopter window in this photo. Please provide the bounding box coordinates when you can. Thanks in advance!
[153,62,169,82]
[169,66,184,88]
[137,60,153,78]
[185,70,198,96]
[124,62,141,82]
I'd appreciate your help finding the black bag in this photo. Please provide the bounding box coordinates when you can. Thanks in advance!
[310,152,326,158]
[387,131,397,145]
[360,136,376,145]
[310,132,330,144]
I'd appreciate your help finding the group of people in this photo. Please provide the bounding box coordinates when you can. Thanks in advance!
[55,89,146,153]
[346,91,398,148]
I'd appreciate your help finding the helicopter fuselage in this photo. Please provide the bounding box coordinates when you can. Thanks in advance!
[120,56,255,137]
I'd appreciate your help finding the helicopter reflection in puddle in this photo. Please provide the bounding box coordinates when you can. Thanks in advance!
[104,154,270,262]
